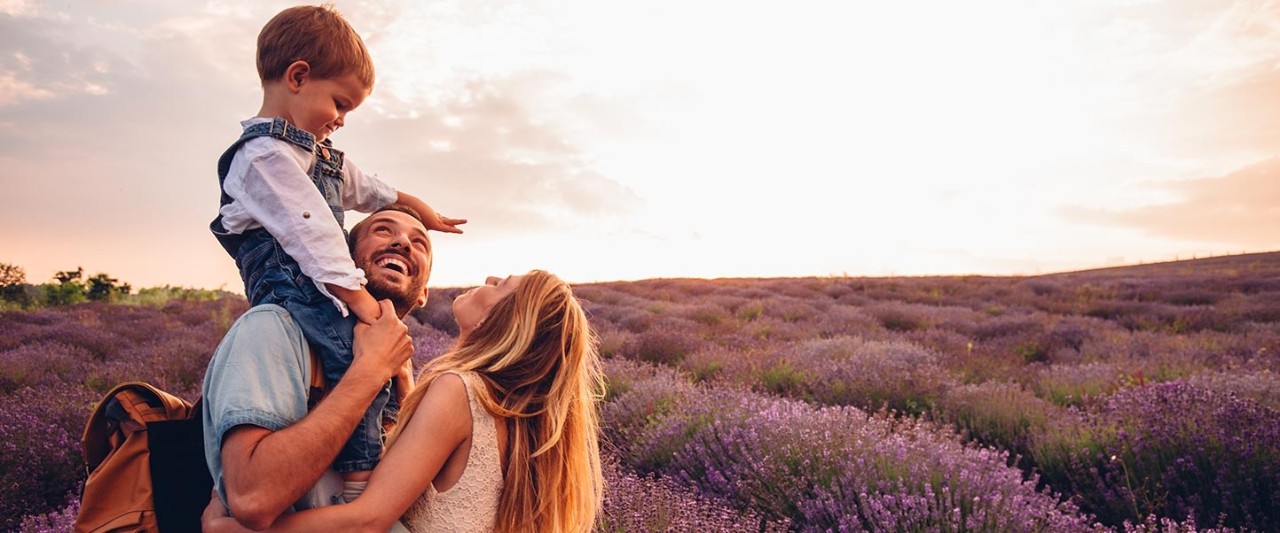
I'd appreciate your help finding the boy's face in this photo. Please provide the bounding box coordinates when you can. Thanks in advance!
[286,66,371,143]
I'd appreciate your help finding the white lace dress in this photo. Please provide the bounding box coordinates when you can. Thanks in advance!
[397,371,503,532]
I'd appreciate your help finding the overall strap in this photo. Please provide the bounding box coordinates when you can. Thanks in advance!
[210,118,332,257]
[214,118,318,208]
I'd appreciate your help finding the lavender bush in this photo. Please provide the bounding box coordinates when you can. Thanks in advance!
[0,298,240,526]
[1186,369,1280,409]
[599,458,789,532]
[1032,381,1280,530]
[932,380,1061,467]
[17,497,78,533]
[4,252,1280,529]
[0,387,96,530]
[1033,362,1123,406]
[604,361,1102,531]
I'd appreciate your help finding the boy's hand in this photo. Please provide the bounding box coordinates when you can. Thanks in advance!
[328,283,382,325]
[427,212,467,234]
[349,294,382,325]
[394,191,466,234]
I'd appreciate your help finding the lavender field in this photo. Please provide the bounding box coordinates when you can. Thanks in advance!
[6,253,1280,532]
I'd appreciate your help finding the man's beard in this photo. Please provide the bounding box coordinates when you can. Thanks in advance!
[366,273,425,317]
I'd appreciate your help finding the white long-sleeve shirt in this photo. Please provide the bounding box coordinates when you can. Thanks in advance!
[218,118,398,315]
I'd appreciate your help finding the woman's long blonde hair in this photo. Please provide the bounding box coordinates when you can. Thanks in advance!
[387,270,604,532]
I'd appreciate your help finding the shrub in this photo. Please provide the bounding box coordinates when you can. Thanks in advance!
[1032,381,1280,530]
[1034,362,1122,406]
[622,321,701,366]
[684,304,729,327]
[603,371,1101,531]
[0,387,96,530]
[812,305,881,338]
[784,337,953,415]
[763,298,818,323]
[410,287,462,335]
[406,318,456,368]
[867,301,931,332]
[933,381,1060,467]
[598,459,788,532]
[736,300,764,321]
[17,496,79,533]
[1187,369,1280,410]
[617,308,656,333]
[0,342,93,393]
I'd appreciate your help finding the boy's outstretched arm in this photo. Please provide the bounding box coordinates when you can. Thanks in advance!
[396,191,465,234]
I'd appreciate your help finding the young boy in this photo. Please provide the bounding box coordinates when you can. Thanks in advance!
[209,4,463,499]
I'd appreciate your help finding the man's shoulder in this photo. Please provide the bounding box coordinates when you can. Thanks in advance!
[236,302,295,322]
[224,304,305,345]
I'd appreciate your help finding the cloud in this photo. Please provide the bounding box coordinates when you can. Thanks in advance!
[0,3,643,290]
[0,14,121,108]
[1063,157,1280,248]
[342,71,644,235]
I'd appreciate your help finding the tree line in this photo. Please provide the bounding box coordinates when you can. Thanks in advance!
[0,263,229,309]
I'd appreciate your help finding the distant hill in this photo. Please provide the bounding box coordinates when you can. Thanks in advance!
[1041,251,1280,280]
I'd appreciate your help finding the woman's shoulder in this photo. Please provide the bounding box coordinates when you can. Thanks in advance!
[425,371,470,398]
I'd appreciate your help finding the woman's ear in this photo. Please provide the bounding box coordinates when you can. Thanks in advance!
[285,60,311,92]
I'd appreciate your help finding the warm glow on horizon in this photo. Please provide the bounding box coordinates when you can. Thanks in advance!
[2,0,1278,291]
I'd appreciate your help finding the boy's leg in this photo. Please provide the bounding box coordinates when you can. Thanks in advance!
[235,235,391,476]
[279,276,391,475]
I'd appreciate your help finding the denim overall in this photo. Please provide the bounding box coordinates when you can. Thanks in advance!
[210,117,389,472]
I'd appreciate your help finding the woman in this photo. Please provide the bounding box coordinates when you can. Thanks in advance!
[204,270,605,532]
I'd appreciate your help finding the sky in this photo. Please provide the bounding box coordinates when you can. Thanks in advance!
[2,0,1279,291]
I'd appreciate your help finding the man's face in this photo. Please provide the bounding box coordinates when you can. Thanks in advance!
[351,210,432,316]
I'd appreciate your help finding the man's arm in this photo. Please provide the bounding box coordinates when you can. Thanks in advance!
[204,374,472,533]
[220,301,412,529]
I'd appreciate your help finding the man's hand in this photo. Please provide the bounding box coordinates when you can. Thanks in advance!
[201,490,242,533]
[352,299,414,383]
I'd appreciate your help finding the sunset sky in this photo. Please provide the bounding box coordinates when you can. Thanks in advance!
[2,0,1278,291]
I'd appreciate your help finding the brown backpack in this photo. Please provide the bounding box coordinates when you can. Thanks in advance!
[74,355,327,532]
[74,382,209,532]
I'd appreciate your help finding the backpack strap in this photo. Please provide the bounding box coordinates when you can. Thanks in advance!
[81,382,194,473]
[209,117,326,258]
[306,346,328,410]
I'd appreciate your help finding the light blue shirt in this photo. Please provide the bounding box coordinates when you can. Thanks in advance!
[202,304,341,510]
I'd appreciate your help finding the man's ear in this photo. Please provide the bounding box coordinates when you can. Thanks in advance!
[285,60,311,92]
[416,289,428,309]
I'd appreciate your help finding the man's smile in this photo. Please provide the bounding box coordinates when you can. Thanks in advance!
[371,249,413,277]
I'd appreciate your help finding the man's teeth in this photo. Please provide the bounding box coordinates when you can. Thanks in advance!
[375,257,408,273]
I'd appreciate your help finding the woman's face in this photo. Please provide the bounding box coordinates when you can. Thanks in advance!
[453,274,524,335]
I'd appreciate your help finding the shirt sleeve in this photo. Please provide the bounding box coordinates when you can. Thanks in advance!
[342,157,398,213]
[222,140,366,313]
[202,305,312,502]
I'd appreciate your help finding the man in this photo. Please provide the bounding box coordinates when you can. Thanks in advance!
[202,204,433,529]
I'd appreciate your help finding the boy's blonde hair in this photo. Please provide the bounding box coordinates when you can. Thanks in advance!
[257,4,375,88]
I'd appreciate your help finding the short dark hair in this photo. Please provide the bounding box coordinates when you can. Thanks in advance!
[348,203,426,252]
